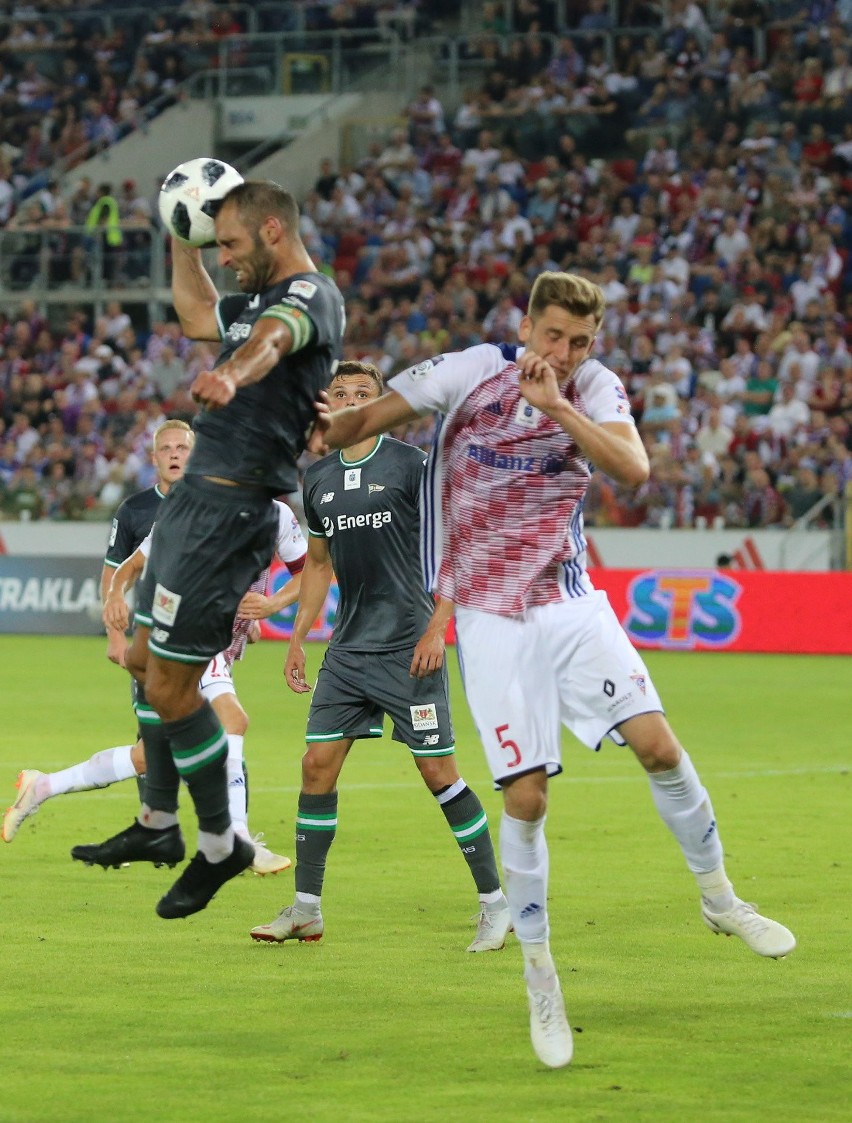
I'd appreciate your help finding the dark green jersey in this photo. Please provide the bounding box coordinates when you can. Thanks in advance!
[303,437,433,651]
[103,485,165,569]
[188,271,345,494]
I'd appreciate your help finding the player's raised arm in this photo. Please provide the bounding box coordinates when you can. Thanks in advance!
[518,350,649,488]
[170,239,221,341]
[315,388,420,450]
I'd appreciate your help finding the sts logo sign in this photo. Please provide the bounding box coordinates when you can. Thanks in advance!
[624,571,742,650]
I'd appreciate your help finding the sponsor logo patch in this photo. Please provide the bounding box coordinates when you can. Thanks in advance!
[288,279,317,299]
[407,359,434,381]
[108,519,118,547]
[513,400,540,428]
[630,672,647,694]
[152,584,181,627]
[410,703,439,732]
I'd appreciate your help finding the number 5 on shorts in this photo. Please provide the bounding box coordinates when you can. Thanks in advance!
[496,724,521,768]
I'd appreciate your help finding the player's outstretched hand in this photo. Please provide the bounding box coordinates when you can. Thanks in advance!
[307,390,332,455]
[284,640,312,694]
[238,590,274,620]
[190,368,236,410]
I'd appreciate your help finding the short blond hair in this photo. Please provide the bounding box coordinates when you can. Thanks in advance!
[153,419,194,448]
[529,271,605,329]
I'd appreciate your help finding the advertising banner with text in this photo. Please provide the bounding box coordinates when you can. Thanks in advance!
[258,564,852,655]
[0,557,102,635]
[588,568,852,655]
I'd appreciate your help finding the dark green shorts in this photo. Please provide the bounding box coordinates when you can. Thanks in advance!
[135,475,278,664]
[307,645,455,757]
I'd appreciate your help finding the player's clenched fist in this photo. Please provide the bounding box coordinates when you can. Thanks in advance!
[190,368,237,409]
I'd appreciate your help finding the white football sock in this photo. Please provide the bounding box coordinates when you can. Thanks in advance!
[198,826,235,863]
[226,734,247,829]
[137,803,179,830]
[647,750,734,909]
[46,745,136,799]
[500,811,550,945]
[521,938,558,990]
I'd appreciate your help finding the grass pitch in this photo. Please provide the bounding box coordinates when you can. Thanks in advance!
[0,636,848,1123]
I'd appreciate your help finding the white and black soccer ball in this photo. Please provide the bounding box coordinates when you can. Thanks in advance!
[158,157,244,246]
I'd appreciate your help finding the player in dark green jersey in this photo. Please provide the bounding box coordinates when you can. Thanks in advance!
[250,361,511,952]
[92,181,345,921]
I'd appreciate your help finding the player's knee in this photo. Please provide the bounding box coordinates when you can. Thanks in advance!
[502,773,548,821]
[416,755,459,792]
[214,695,248,736]
[627,720,682,773]
[300,748,336,792]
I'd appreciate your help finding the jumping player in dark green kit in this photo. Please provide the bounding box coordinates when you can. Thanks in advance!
[250,362,511,951]
[84,181,346,920]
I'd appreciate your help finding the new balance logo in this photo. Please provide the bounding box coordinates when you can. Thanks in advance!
[320,492,334,504]
[520,902,542,920]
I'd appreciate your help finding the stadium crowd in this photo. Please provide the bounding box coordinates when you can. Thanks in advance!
[0,0,850,530]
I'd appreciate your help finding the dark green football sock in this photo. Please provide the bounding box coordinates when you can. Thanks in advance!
[294,791,338,897]
[163,701,229,833]
[436,781,500,895]
[134,690,178,813]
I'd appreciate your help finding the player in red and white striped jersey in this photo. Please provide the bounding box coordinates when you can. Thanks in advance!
[312,271,795,1069]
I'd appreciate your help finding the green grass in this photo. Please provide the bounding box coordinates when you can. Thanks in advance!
[0,637,849,1123]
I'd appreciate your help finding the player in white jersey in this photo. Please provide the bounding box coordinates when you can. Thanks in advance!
[311,271,795,1069]
[5,503,306,878]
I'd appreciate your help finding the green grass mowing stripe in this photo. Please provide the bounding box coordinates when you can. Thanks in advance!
[0,637,848,1122]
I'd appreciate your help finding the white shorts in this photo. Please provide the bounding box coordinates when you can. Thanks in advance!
[455,592,663,784]
[199,652,235,702]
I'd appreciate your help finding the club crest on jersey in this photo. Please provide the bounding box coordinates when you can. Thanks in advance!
[368,483,385,493]
[320,491,335,504]
[630,673,647,694]
[344,468,361,490]
[410,703,439,731]
[513,400,541,428]
[152,584,181,626]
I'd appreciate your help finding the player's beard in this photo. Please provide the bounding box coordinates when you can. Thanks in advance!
[237,237,276,292]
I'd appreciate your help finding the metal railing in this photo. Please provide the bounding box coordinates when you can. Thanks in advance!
[0,221,169,299]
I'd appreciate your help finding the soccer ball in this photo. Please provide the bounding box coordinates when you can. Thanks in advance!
[158,157,244,246]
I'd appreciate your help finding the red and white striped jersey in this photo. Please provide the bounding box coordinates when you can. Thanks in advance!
[388,344,635,617]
